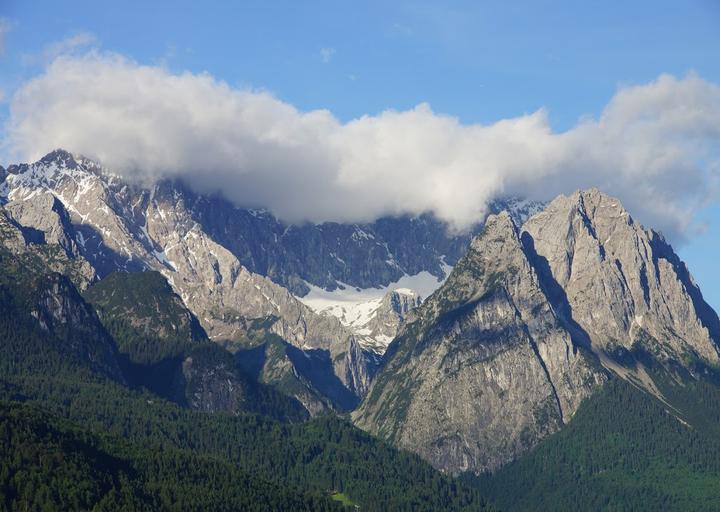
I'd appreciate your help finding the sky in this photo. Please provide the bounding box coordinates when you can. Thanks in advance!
[0,0,719,307]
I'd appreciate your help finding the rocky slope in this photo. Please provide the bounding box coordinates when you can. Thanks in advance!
[173,343,309,421]
[0,150,542,414]
[189,188,542,296]
[354,190,720,474]
[522,189,720,375]
[360,289,423,352]
[0,151,370,412]
[301,287,423,355]
[354,212,605,473]
[0,226,123,383]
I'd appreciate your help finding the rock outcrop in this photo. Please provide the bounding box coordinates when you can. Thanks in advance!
[355,191,720,474]
[358,289,423,353]
[0,150,373,412]
[28,273,124,381]
[522,189,720,368]
[354,212,605,473]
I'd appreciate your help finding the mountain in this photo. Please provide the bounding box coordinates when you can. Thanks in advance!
[354,189,720,474]
[83,270,208,365]
[0,151,373,413]
[353,211,605,473]
[8,148,719,507]
[521,189,720,377]
[0,213,493,511]
[0,150,540,415]
[301,287,424,355]
[1,150,540,294]
[82,270,308,420]
[360,289,423,353]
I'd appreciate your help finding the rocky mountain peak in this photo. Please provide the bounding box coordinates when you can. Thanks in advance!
[356,188,720,474]
[428,209,526,317]
[522,188,720,369]
[478,209,517,236]
[383,288,420,314]
[38,149,79,170]
[355,194,604,473]
[1,150,384,414]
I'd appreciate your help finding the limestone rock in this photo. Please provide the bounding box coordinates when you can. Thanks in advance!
[354,212,605,473]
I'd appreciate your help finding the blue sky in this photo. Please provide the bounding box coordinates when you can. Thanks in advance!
[0,0,719,307]
[3,1,719,128]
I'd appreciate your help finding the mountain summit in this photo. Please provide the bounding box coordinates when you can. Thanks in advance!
[355,189,720,474]
[5,150,718,479]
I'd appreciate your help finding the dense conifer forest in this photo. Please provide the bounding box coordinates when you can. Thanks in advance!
[0,249,493,511]
[477,377,720,511]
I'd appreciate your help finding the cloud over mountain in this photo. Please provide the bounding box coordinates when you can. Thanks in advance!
[4,51,719,241]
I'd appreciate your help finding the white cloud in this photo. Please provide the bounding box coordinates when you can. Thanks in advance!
[0,18,14,56]
[46,32,96,58]
[320,47,336,63]
[5,52,720,243]
[21,32,97,66]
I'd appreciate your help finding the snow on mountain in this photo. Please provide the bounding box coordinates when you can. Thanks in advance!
[298,260,451,353]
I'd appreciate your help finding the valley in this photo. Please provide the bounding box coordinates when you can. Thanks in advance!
[1,150,720,510]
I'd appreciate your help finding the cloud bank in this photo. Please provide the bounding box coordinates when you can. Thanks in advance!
[4,52,720,241]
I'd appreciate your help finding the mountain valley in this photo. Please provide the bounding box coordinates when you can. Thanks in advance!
[2,150,720,510]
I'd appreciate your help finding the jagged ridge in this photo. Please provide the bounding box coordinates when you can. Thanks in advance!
[355,190,720,474]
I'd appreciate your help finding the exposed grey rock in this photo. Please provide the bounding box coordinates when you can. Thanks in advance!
[0,206,30,253]
[0,150,373,412]
[354,212,605,473]
[0,204,96,289]
[6,191,82,258]
[356,190,720,475]
[355,289,423,354]
[368,289,422,337]
[521,189,720,372]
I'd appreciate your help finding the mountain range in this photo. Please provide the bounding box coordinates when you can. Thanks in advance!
[2,149,720,510]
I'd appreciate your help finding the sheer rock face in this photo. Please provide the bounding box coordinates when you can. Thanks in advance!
[0,151,370,411]
[521,189,720,366]
[354,212,605,473]
[0,206,32,253]
[30,273,124,382]
[363,289,422,348]
[356,190,720,474]
[5,191,82,258]
[0,204,96,289]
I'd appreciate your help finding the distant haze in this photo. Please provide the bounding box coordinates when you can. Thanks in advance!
[5,52,720,242]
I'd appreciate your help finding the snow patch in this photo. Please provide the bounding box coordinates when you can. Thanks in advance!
[297,260,452,352]
[153,248,177,271]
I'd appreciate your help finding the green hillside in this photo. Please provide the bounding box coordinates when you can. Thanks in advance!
[0,249,493,511]
[477,376,720,511]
